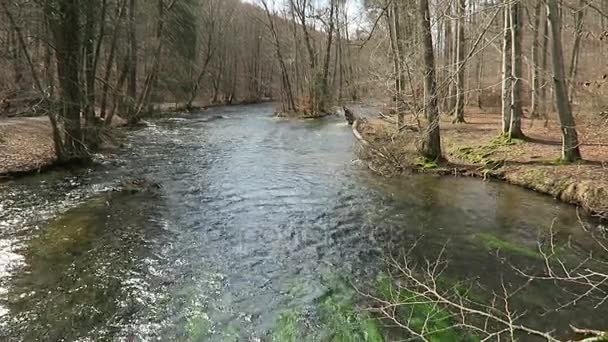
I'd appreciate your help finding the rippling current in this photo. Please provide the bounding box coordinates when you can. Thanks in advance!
[0,103,606,341]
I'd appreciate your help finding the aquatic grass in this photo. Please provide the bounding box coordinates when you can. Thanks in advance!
[272,309,304,342]
[316,296,383,342]
[185,311,213,341]
[30,197,108,261]
[477,233,540,259]
[272,272,384,342]
[375,274,479,342]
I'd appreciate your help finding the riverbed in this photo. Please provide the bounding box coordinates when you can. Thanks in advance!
[0,103,606,341]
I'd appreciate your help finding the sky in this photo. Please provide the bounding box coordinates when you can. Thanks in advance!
[241,0,368,33]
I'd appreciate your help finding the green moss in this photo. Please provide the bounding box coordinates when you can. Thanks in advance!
[415,157,439,169]
[488,134,523,147]
[477,233,540,259]
[453,135,520,167]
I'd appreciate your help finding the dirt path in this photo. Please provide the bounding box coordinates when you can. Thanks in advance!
[0,116,56,177]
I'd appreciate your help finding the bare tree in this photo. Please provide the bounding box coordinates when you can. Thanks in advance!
[509,0,525,138]
[417,0,442,160]
[454,0,466,123]
[546,0,582,162]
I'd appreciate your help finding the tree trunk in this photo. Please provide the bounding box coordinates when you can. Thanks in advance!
[501,3,513,135]
[261,0,296,112]
[568,0,586,103]
[83,0,103,149]
[546,0,582,162]
[417,0,442,160]
[454,0,466,123]
[509,0,525,138]
[127,0,137,105]
[539,5,550,120]
[320,0,335,110]
[101,0,127,121]
[47,0,87,162]
[530,0,542,118]
[387,4,403,127]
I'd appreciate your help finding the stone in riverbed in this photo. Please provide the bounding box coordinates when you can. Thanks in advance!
[117,177,162,195]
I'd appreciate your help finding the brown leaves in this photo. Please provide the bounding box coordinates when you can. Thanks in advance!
[0,117,56,176]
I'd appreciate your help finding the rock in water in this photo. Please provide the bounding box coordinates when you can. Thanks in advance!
[343,106,356,125]
[117,177,162,195]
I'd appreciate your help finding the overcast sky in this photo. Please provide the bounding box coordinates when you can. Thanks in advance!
[241,0,368,32]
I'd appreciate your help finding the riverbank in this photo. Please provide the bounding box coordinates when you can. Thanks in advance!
[354,108,608,219]
[0,117,56,178]
[0,115,130,179]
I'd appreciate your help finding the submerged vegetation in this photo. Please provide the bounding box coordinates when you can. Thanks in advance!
[271,272,479,342]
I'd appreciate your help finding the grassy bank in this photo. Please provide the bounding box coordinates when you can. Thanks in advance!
[354,108,608,219]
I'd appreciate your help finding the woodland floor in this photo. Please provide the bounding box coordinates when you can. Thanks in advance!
[0,116,56,178]
[357,107,608,218]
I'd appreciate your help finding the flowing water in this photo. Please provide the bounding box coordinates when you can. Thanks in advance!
[0,103,606,341]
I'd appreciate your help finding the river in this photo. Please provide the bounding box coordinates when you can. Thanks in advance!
[0,103,606,341]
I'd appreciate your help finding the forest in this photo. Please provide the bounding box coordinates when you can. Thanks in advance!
[1,0,608,341]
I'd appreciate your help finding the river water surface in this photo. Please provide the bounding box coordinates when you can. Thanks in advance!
[0,104,606,341]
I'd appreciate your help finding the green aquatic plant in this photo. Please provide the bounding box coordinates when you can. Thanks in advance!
[316,293,383,342]
[272,309,303,342]
[375,274,478,342]
[185,311,213,341]
[272,272,384,342]
[477,233,540,259]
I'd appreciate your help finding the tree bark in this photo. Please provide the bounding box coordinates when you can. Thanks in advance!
[47,0,87,162]
[127,0,137,104]
[546,0,582,162]
[321,0,335,109]
[530,0,542,118]
[101,0,127,121]
[501,2,513,135]
[261,0,296,112]
[568,0,586,103]
[454,0,466,123]
[509,0,525,138]
[417,0,442,160]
